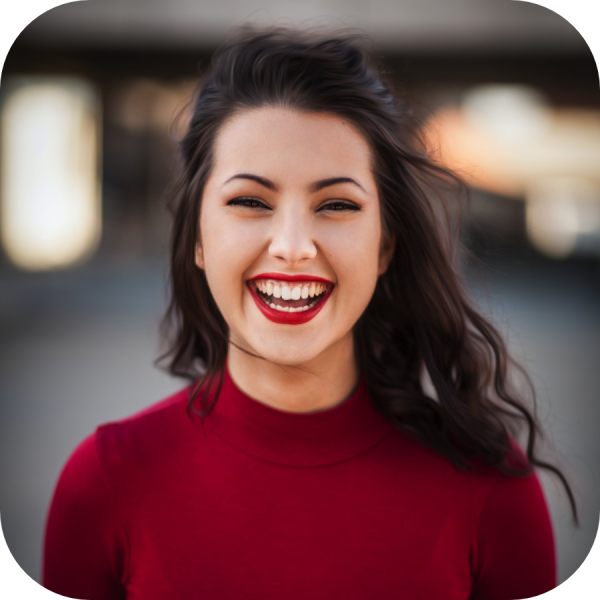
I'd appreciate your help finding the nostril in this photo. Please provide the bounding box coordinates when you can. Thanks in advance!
[268,244,317,263]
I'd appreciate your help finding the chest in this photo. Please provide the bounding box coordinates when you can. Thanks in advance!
[120,455,477,600]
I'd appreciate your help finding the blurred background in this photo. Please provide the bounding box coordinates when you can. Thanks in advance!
[0,0,598,589]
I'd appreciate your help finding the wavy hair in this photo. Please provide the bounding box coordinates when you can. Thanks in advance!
[160,26,577,522]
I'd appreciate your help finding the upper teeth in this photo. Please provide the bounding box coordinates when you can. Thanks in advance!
[254,280,327,298]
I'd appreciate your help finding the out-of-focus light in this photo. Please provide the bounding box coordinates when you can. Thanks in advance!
[423,86,600,199]
[0,78,101,270]
[462,85,552,143]
[525,178,600,259]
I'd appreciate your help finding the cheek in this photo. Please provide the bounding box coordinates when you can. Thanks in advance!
[322,219,382,312]
[325,216,381,269]
[200,215,265,312]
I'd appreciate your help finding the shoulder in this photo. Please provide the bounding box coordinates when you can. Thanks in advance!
[472,441,554,539]
[394,436,557,598]
[380,430,552,526]
[49,386,195,496]
[380,429,500,500]
[50,432,107,508]
[106,384,193,428]
[92,386,197,474]
[50,384,195,503]
[474,465,554,545]
[469,466,556,599]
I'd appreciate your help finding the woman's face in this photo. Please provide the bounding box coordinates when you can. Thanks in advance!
[197,107,392,367]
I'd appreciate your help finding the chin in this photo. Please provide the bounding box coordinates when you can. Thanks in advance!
[254,343,323,368]
[236,330,325,367]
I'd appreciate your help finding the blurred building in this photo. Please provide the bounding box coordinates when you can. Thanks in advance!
[2,0,598,270]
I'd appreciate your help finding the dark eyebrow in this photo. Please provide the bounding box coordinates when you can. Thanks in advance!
[223,173,277,191]
[223,174,365,193]
[310,177,365,193]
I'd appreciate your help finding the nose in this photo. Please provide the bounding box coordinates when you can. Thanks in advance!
[268,203,317,265]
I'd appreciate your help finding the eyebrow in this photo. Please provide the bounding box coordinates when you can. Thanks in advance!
[223,174,365,193]
[310,177,365,193]
[224,174,277,190]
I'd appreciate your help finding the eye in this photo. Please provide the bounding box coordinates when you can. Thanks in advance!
[317,200,360,212]
[227,197,271,210]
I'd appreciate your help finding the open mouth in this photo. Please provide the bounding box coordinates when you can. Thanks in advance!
[249,279,331,312]
[247,276,334,324]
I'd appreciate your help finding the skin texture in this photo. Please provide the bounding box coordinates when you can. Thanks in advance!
[196,107,393,413]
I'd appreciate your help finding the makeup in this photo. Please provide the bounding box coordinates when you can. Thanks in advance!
[248,273,334,325]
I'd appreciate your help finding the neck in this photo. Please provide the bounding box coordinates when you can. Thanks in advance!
[226,332,360,413]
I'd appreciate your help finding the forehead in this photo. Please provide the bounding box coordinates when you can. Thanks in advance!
[211,107,374,181]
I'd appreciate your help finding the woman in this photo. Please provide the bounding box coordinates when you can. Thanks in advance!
[43,27,576,600]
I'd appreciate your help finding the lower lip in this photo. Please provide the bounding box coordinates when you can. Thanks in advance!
[247,284,333,325]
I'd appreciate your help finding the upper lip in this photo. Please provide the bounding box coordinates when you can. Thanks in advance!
[249,272,334,284]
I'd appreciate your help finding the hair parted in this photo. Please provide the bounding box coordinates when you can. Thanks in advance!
[159,25,577,522]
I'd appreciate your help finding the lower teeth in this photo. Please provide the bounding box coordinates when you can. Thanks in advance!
[268,302,316,313]
[255,287,323,313]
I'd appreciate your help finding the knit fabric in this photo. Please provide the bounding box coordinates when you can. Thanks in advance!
[43,368,556,599]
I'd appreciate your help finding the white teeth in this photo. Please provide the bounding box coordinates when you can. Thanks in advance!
[254,278,329,304]
[255,280,327,312]
[267,303,312,312]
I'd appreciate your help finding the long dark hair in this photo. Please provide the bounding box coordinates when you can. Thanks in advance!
[160,26,577,522]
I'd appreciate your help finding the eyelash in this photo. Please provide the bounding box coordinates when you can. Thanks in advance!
[227,197,268,209]
[318,201,360,212]
[227,197,360,212]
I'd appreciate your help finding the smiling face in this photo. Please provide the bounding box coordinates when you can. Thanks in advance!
[197,107,391,369]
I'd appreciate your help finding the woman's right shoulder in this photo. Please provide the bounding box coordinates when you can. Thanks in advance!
[61,385,196,486]
[44,385,206,595]
[107,384,199,458]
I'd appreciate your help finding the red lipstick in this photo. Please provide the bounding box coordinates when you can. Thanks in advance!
[247,273,334,325]
[249,273,333,284]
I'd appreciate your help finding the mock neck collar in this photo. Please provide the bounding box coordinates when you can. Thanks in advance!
[205,367,393,467]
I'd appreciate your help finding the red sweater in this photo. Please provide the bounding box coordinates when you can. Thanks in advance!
[43,369,556,600]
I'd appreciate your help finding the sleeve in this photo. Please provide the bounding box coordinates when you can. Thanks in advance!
[43,432,128,600]
[469,469,557,600]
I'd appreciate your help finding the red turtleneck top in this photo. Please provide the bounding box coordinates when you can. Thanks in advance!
[43,369,556,600]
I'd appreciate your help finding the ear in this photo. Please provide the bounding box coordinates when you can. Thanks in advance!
[377,233,395,276]
[195,242,205,270]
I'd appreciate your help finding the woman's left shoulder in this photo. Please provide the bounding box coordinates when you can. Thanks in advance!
[468,441,550,517]
[468,462,557,599]
[474,461,553,539]
[461,444,552,527]
[383,431,550,520]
